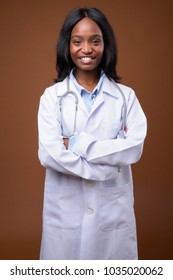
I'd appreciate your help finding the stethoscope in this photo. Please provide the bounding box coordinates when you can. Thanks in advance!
[59,76,127,139]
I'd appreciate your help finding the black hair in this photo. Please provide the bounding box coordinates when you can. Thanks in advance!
[54,7,121,83]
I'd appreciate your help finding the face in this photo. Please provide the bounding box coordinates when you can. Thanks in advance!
[70,17,104,72]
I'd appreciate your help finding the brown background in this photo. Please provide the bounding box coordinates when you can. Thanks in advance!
[0,0,173,260]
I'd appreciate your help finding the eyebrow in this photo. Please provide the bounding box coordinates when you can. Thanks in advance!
[71,34,103,38]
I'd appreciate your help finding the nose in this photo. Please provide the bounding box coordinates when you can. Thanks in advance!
[81,42,92,54]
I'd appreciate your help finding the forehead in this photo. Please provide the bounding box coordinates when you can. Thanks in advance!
[71,17,102,37]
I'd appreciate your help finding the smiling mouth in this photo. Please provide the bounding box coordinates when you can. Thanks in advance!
[80,57,95,61]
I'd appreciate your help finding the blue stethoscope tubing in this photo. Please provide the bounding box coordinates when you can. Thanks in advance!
[59,76,127,139]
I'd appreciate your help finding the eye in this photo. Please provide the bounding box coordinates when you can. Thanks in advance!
[92,38,103,46]
[71,39,82,46]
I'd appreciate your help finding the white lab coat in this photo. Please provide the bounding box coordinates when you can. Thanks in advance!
[38,76,147,260]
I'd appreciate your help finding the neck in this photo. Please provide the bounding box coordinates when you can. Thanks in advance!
[74,69,100,92]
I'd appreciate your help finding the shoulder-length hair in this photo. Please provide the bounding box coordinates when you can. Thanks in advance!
[54,7,120,83]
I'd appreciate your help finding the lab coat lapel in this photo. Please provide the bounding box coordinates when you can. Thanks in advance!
[90,90,104,115]
[69,79,89,117]
[89,76,116,116]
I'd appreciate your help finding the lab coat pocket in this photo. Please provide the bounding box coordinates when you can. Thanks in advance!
[98,120,122,140]
[44,185,81,230]
[98,184,131,231]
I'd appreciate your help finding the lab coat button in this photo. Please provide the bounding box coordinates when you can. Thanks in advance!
[86,181,92,187]
[87,208,94,215]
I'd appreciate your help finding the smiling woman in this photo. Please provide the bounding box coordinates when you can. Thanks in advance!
[38,7,147,260]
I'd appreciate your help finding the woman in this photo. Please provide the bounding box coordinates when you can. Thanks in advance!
[38,7,147,260]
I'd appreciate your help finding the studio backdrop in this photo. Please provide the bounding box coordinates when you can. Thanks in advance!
[0,0,172,259]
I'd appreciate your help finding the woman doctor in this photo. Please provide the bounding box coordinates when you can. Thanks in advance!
[38,7,147,260]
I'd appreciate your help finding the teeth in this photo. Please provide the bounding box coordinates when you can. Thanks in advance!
[81,57,92,61]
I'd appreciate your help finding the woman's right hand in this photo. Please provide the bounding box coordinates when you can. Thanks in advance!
[63,138,69,149]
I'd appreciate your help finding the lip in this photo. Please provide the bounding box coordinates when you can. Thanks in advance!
[79,56,96,63]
